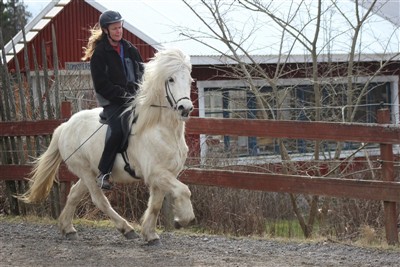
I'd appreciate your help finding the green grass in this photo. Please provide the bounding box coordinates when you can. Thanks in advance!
[267,219,306,239]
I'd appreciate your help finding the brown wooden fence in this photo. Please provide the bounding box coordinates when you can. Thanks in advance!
[0,103,399,244]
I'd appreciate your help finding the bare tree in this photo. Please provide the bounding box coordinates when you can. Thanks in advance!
[181,0,399,238]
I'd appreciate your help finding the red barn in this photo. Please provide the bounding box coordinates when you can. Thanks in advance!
[5,0,157,71]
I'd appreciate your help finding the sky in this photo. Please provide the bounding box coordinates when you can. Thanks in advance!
[23,0,400,25]
[24,0,51,20]
[21,0,399,56]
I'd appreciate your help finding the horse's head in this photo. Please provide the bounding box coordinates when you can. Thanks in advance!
[164,68,194,121]
[139,48,194,121]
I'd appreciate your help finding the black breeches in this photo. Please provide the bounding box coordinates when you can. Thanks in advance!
[98,104,125,174]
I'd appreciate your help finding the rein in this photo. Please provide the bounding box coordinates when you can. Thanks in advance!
[150,104,170,109]
[64,104,134,164]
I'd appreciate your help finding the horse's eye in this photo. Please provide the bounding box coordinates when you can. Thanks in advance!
[168,77,174,83]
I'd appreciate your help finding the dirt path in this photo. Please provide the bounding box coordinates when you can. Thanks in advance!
[0,219,399,267]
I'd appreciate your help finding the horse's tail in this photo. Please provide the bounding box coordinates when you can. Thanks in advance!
[17,124,64,203]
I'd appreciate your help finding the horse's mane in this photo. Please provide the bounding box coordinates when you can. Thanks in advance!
[131,48,192,132]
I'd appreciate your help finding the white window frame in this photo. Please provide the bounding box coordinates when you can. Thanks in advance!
[196,75,399,165]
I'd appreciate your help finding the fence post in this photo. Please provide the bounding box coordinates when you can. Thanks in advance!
[377,108,399,245]
[61,101,72,119]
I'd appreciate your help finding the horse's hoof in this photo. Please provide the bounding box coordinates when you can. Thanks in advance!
[174,218,196,229]
[124,230,139,240]
[147,239,162,246]
[174,220,182,229]
[65,232,78,240]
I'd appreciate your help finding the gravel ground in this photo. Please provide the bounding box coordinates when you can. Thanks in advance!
[0,219,399,267]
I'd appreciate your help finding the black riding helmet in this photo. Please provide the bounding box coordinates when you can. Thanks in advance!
[99,10,123,29]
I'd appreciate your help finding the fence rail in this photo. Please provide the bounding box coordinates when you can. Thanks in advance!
[185,117,400,144]
[179,168,400,202]
[0,105,399,244]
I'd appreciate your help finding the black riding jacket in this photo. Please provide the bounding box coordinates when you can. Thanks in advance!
[90,35,144,106]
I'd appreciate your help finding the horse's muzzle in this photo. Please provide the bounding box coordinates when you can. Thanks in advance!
[178,104,194,120]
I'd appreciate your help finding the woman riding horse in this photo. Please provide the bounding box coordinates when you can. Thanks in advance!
[82,10,144,190]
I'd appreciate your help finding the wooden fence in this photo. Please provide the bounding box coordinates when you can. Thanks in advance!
[0,103,399,244]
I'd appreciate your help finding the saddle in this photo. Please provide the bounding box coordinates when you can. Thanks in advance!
[99,109,138,178]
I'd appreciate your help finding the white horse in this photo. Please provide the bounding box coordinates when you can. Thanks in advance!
[18,48,196,245]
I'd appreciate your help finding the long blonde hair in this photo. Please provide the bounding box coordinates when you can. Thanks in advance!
[81,24,104,61]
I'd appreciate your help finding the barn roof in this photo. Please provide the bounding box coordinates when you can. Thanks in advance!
[3,0,400,66]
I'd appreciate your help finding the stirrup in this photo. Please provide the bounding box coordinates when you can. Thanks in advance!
[97,173,112,190]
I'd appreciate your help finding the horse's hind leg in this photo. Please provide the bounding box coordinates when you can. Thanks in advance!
[84,177,138,239]
[59,179,88,240]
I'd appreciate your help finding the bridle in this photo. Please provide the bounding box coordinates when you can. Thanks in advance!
[151,78,191,110]
[165,79,191,110]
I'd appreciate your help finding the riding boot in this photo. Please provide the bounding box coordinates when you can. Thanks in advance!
[97,173,113,190]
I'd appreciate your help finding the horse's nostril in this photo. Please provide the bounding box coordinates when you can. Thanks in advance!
[182,110,189,117]
[178,105,184,110]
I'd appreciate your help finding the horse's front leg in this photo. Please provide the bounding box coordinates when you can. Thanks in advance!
[141,176,195,245]
[141,185,165,245]
[170,180,195,229]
